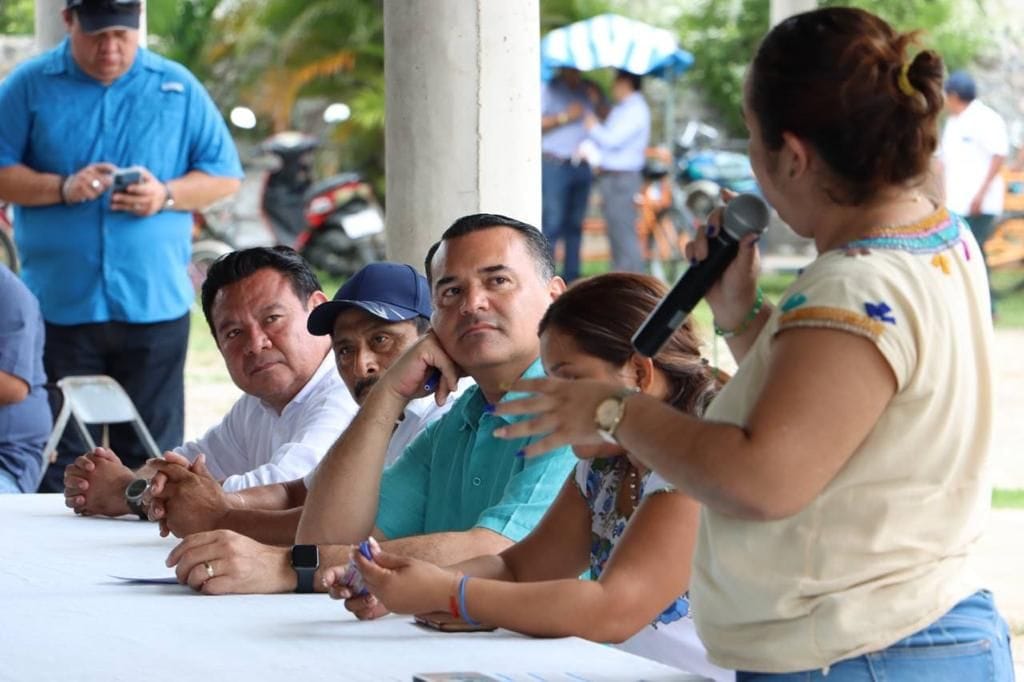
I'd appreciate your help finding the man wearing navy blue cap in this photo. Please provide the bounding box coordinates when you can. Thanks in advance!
[141,262,468,547]
[0,0,243,492]
[938,70,1008,314]
[164,214,576,598]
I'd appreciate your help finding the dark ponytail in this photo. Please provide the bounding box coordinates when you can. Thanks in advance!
[749,7,945,205]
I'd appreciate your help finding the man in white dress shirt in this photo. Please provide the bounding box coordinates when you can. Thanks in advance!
[938,70,1008,315]
[61,247,360,517]
[141,262,467,545]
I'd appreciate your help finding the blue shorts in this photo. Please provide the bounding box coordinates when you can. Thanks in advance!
[737,590,1015,681]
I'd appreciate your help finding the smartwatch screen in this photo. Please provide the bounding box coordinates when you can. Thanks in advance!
[125,478,148,499]
[291,544,318,568]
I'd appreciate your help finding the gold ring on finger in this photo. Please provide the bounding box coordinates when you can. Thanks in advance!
[203,561,214,579]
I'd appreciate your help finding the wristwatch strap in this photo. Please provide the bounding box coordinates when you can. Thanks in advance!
[161,183,175,212]
[291,544,319,593]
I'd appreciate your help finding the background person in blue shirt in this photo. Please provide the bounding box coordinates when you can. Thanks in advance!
[0,265,52,494]
[541,67,602,283]
[0,0,244,492]
[585,70,651,274]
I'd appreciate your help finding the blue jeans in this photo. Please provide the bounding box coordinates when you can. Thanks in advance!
[965,213,997,313]
[737,591,1015,681]
[0,467,22,493]
[542,157,591,282]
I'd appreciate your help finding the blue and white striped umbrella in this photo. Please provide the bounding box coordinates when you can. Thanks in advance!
[541,13,694,80]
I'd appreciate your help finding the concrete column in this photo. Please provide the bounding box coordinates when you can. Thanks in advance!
[383,0,541,271]
[34,0,65,52]
[35,0,147,53]
[770,0,817,26]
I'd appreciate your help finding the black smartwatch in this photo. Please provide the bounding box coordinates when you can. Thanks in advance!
[124,478,150,520]
[291,544,319,593]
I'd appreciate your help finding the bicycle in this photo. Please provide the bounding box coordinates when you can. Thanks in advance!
[986,170,1024,298]
[986,211,1024,297]
[636,148,695,282]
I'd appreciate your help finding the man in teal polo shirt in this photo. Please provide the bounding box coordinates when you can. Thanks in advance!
[166,214,578,597]
[0,0,243,492]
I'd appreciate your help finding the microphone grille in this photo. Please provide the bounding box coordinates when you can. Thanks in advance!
[723,194,771,240]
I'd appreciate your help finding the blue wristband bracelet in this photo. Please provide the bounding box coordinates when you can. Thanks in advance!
[457,575,480,626]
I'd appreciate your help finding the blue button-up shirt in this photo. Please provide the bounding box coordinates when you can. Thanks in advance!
[541,77,595,159]
[376,358,577,541]
[0,39,243,325]
[0,265,51,492]
[588,91,650,172]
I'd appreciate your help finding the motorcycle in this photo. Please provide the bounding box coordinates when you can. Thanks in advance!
[260,131,319,247]
[189,198,240,292]
[0,201,15,273]
[296,173,385,278]
[674,121,761,222]
[260,131,385,278]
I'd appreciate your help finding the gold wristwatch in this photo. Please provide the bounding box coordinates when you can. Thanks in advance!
[594,388,639,444]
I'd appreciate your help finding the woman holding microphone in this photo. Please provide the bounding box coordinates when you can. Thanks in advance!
[490,7,1014,680]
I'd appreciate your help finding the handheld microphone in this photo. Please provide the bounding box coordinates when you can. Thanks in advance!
[632,193,770,358]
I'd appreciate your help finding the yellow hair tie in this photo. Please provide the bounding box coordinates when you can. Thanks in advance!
[897,62,917,97]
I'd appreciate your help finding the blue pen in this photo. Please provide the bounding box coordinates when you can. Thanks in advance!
[423,369,441,393]
[358,540,374,561]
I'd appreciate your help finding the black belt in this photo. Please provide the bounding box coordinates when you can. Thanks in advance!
[542,153,586,166]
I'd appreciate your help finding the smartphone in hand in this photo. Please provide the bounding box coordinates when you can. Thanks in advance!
[413,611,497,633]
[111,167,143,193]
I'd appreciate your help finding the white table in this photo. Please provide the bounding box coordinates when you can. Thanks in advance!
[0,495,703,681]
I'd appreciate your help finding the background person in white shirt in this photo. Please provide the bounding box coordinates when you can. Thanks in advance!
[938,70,1008,313]
[144,263,468,545]
[61,247,358,517]
[585,70,651,274]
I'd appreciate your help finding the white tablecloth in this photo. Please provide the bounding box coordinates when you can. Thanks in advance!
[0,495,703,681]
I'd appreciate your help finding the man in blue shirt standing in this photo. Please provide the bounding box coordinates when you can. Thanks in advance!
[541,67,599,282]
[0,266,52,493]
[0,0,244,491]
[585,70,650,274]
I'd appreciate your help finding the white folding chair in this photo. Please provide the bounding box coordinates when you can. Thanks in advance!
[39,375,161,476]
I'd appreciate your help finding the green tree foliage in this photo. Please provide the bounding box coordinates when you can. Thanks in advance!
[677,0,984,136]
[541,0,614,33]
[675,0,767,136]
[819,0,983,71]
[0,0,33,35]
[141,0,620,200]
[147,0,222,81]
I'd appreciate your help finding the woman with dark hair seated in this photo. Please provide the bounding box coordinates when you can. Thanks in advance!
[331,272,732,680]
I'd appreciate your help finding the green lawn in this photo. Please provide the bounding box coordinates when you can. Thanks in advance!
[993,489,1024,509]
[993,270,1024,327]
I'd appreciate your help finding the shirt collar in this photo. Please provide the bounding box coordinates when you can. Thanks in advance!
[290,354,336,406]
[458,357,546,428]
[259,353,336,416]
[42,38,162,81]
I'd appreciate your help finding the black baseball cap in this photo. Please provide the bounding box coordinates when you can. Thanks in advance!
[307,262,432,336]
[66,0,141,33]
